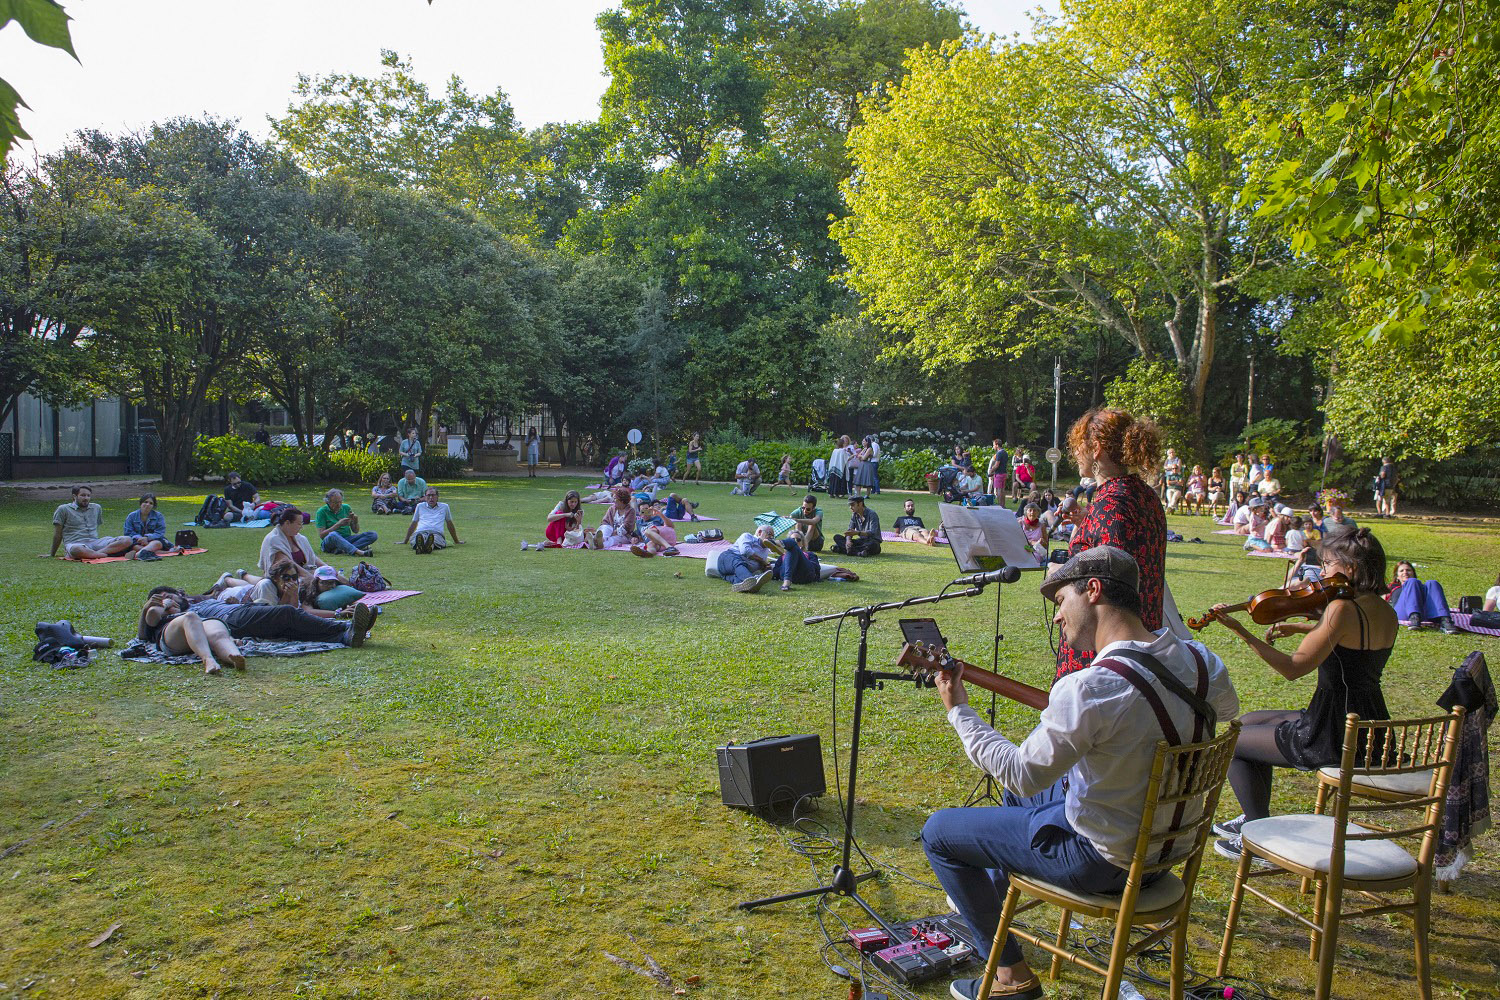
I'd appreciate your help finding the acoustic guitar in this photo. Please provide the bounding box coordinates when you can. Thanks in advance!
[896,641,1050,711]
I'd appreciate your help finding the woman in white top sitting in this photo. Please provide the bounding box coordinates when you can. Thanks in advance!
[1484,571,1500,612]
[258,507,328,582]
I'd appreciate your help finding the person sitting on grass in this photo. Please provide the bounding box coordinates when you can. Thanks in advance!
[47,486,138,560]
[315,489,378,557]
[1221,489,1249,526]
[596,486,638,549]
[631,501,682,557]
[1206,467,1226,518]
[733,456,763,496]
[138,586,246,675]
[792,493,825,551]
[833,495,882,557]
[604,451,627,487]
[1184,465,1207,515]
[1232,496,1268,536]
[524,489,588,550]
[774,528,860,591]
[715,525,783,593]
[258,507,328,581]
[371,472,414,516]
[395,468,428,507]
[250,557,346,618]
[223,472,261,523]
[404,486,463,553]
[893,498,939,546]
[662,493,700,522]
[123,494,175,561]
[1386,560,1459,634]
[1247,506,1291,552]
[1484,571,1500,612]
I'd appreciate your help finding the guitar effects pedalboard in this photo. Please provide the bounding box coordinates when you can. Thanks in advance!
[845,916,977,985]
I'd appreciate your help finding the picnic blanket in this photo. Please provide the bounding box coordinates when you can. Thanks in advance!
[355,589,422,607]
[1449,612,1500,639]
[663,540,733,561]
[1248,548,1298,560]
[181,519,272,529]
[1213,528,1242,536]
[754,511,799,537]
[881,530,950,546]
[64,547,208,564]
[118,637,345,664]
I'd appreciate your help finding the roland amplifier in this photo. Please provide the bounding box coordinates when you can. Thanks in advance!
[716,735,826,812]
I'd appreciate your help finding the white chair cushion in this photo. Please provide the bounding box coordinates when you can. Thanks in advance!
[1318,765,1433,796]
[1242,814,1417,882]
[1013,872,1185,915]
[705,559,722,579]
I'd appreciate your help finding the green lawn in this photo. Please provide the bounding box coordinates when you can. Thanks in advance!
[1,478,1496,999]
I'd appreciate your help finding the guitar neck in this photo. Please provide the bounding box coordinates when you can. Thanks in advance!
[949,658,1049,711]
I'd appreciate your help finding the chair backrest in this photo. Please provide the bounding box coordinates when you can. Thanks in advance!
[1124,721,1242,893]
[1329,710,1466,879]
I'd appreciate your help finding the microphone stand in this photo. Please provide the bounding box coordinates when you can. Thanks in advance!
[963,579,1008,807]
[737,585,985,931]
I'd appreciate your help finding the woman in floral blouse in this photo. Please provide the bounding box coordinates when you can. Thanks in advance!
[1053,408,1167,681]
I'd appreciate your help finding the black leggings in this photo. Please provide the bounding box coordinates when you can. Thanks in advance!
[1228,709,1302,820]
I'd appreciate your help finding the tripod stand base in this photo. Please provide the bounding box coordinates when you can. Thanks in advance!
[736,865,883,917]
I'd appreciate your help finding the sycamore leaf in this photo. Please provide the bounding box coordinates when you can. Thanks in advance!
[0,0,77,58]
[0,74,32,159]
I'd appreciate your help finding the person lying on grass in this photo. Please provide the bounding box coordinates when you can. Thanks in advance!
[138,586,246,675]
[46,485,139,560]
[716,525,784,593]
[404,487,463,553]
[661,493,700,522]
[631,501,682,557]
[187,589,377,647]
[773,528,859,592]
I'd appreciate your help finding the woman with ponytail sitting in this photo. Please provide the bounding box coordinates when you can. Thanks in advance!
[1052,407,1167,681]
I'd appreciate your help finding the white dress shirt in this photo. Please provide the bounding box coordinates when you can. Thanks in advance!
[946,629,1239,866]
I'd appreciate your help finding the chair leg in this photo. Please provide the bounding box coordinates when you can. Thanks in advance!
[1309,875,1327,961]
[1050,908,1070,981]
[1413,888,1432,1000]
[1303,782,1332,895]
[1313,880,1342,1000]
[1216,847,1252,976]
[1101,895,1136,1000]
[1170,910,1189,999]
[980,885,1023,999]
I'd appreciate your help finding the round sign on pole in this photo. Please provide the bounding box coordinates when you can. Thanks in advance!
[1045,446,1062,465]
[626,428,643,445]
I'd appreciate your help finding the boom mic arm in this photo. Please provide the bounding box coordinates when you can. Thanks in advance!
[950,565,1022,588]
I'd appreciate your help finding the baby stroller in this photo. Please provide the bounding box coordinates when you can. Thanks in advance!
[807,458,829,493]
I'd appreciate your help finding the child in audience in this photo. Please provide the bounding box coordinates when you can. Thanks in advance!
[767,454,794,492]
[1184,465,1206,514]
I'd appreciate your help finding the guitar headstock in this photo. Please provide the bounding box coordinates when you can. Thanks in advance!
[897,640,953,681]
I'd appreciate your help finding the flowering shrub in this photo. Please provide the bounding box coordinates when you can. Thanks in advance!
[191,435,466,485]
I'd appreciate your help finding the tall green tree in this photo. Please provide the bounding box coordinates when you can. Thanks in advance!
[836,1,1382,429]
[272,51,538,239]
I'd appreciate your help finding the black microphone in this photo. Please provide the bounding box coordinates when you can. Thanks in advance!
[952,565,1022,588]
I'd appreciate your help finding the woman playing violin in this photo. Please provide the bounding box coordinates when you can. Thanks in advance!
[1205,528,1395,863]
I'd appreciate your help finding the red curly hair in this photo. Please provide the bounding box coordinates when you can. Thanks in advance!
[1067,408,1162,476]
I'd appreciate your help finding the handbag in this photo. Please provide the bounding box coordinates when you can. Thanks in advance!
[348,561,391,593]
[1458,595,1483,615]
[174,529,199,549]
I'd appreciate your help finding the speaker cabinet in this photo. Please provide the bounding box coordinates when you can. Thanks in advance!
[716,734,826,812]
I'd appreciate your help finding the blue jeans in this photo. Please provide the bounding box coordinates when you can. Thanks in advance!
[774,538,820,584]
[922,779,1143,966]
[870,462,880,494]
[716,550,758,584]
[1392,578,1449,622]
[322,530,378,554]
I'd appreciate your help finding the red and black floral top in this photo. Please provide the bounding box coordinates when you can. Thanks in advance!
[1054,474,1166,681]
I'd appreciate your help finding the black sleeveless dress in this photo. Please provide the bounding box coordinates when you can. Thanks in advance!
[1275,599,1391,769]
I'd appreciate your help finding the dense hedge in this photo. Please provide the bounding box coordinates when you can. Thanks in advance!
[695,441,1043,492]
[191,435,467,486]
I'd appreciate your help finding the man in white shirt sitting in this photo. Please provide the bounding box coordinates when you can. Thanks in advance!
[923,546,1239,1000]
[402,486,465,553]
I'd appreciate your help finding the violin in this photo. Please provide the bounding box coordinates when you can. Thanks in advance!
[1185,574,1356,631]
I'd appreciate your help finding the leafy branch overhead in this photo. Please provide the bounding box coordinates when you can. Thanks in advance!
[0,0,79,160]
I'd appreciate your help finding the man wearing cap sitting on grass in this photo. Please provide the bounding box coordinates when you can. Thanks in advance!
[831,495,881,557]
[923,546,1238,1000]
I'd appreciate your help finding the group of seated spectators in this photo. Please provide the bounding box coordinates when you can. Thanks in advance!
[520,485,700,553]
[48,487,187,562]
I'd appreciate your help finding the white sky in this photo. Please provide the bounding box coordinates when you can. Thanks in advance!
[0,0,1052,157]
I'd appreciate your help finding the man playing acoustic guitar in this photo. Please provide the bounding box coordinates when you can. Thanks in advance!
[923,546,1239,1000]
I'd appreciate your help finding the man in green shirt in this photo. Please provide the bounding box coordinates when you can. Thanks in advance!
[792,493,825,551]
[314,488,378,556]
[395,469,427,503]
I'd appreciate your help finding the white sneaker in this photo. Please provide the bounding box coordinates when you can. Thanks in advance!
[519,540,529,551]
[733,570,773,593]
[1213,814,1246,838]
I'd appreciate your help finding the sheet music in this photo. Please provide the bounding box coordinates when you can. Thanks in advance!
[939,504,1044,573]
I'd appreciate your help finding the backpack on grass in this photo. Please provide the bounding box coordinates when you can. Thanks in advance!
[195,495,229,525]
